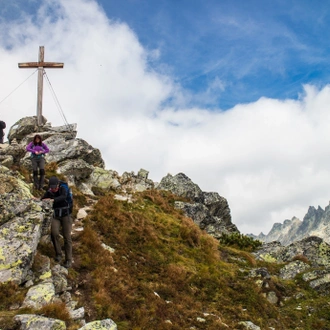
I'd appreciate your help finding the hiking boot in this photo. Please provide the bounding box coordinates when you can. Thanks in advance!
[54,255,62,262]
[39,169,45,190]
[64,260,72,269]
[33,170,39,189]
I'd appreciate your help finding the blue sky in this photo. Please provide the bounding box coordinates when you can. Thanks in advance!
[102,0,330,109]
[5,0,329,108]
[1,0,330,235]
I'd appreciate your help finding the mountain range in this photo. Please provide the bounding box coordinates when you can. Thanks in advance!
[251,203,330,245]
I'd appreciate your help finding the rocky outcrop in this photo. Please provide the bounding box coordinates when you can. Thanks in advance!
[120,169,154,192]
[79,319,117,330]
[157,172,204,202]
[0,167,44,284]
[5,117,103,172]
[279,260,311,280]
[8,116,73,143]
[14,314,66,330]
[0,209,43,284]
[157,173,238,237]
[254,236,330,294]
[254,236,330,266]
[0,143,26,167]
[238,321,261,330]
[13,314,118,330]
[0,167,34,225]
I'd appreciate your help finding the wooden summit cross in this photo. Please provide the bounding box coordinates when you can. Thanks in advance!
[18,46,64,126]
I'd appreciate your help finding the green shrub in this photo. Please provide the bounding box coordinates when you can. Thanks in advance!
[219,233,262,251]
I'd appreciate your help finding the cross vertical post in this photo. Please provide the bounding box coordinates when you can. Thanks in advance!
[37,46,44,126]
[18,46,64,126]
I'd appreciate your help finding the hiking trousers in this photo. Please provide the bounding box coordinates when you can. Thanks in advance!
[31,157,45,171]
[51,215,72,262]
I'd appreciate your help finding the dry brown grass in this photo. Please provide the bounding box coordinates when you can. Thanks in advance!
[292,254,310,264]
[0,312,19,330]
[0,283,28,330]
[36,302,71,322]
[45,161,58,174]
[19,188,330,330]
[67,190,289,329]
[0,283,26,310]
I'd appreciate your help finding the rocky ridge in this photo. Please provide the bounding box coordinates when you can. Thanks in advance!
[0,116,237,329]
[252,203,330,246]
[2,117,330,329]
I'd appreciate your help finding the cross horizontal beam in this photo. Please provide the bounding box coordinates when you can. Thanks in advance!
[18,62,64,68]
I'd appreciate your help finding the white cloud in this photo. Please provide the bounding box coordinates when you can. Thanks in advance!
[0,0,330,235]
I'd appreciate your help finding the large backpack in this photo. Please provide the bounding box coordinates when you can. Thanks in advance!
[59,180,73,214]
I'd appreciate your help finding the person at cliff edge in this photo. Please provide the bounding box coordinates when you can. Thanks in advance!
[41,176,73,269]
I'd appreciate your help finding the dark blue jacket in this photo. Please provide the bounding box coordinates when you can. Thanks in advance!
[41,186,71,217]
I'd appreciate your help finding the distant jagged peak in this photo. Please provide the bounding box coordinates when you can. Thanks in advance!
[283,219,292,227]
[324,202,330,213]
[263,217,301,236]
[282,217,301,227]
[303,205,324,222]
[268,222,283,232]
[254,202,330,246]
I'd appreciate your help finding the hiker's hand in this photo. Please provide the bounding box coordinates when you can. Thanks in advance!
[42,198,52,201]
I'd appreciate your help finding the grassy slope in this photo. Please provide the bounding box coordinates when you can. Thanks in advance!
[72,190,329,330]
[2,189,330,330]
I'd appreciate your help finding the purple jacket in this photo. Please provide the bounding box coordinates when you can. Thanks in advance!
[26,142,50,156]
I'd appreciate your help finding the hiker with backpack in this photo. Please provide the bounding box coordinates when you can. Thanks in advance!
[26,134,49,190]
[41,176,73,269]
[0,120,6,144]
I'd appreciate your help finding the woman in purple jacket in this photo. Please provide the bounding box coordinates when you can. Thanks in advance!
[26,134,50,190]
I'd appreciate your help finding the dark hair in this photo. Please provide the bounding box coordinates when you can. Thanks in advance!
[33,134,43,146]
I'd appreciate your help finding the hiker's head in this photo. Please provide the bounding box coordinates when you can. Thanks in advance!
[33,134,43,145]
[49,176,59,192]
